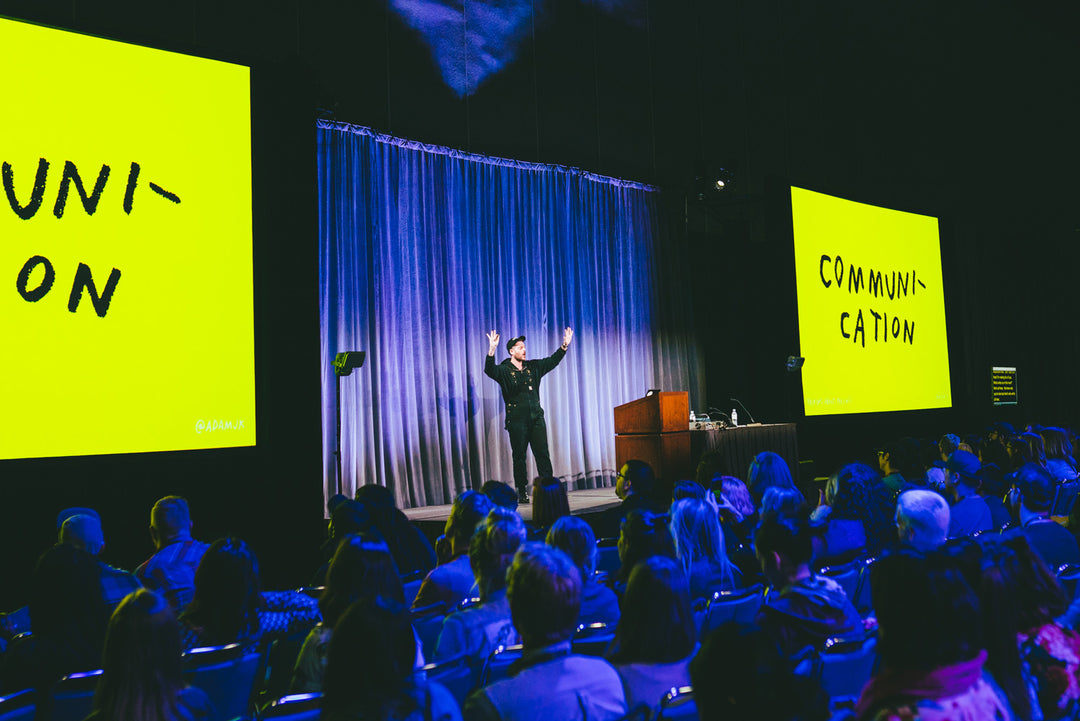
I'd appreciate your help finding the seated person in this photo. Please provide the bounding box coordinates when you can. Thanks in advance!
[463,544,628,721]
[691,623,828,721]
[669,497,741,599]
[546,516,620,627]
[135,496,211,611]
[754,511,861,657]
[895,489,950,552]
[814,462,896,562]
[412,491,494,611]
[610,509,676,598]
[87,589,214,721]
[606,557,696,716]
[60,512,142,615]
[322,597,461,721]
[1010,462,1080,571]
[593,460,666,540]
[529,477,570,541]
[944,451,994,537]
[747,452,804,507]
[856,550,1011,720]
[436,508,526,665]
[354,483,437,577]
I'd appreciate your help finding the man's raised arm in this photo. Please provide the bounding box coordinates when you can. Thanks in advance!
[484,330,503,379]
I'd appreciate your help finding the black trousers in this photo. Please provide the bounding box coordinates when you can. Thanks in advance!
[507,413,553,492]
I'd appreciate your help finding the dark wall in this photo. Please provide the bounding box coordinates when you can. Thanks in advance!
[0,0,1077,600]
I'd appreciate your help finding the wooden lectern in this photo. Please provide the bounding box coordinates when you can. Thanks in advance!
[614,392,691,481]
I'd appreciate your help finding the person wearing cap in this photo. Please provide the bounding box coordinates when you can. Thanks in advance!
[1009,462,1080,571]
[484,327,573,504]
[944,450,993,537]
[60,513,142,615]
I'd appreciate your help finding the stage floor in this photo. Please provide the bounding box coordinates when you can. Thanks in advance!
[402,487,622,524]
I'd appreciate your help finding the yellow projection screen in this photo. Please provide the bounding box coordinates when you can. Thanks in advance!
[791,186,952,416]
[0,18,255,459]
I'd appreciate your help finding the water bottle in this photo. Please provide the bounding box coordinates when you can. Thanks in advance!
[731,408,738,427]
[689,410,696,426]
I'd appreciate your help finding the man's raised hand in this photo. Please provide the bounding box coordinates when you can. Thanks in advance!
[487,330,500,355]
[562,327,574,348]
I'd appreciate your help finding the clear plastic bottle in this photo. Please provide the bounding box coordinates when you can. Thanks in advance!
[731,408,738,427]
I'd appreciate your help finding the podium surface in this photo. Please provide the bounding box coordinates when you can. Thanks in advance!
[614,392,691,481]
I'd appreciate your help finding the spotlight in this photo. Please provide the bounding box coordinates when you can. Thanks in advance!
[714,168,735,192]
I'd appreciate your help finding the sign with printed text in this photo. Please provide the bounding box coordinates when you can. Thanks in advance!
[0,17,255,459]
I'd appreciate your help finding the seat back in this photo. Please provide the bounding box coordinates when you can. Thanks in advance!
[50,669,103,721]
[182,643,263,721]
[0,689,35,721]
[419,653,477,706]
[656,685,697,720]
[1053,480,1080,517]
[819,561,862,603]
[259,692,322,721]
[478,644,524,688]
[403,578,424,608]
[702,584,765,634]
[411,605,448,661]
[853,557,876,616]
[1058,564,1080,601]
[572,622,615,657]
[595,539,620,576]
[818,634,879,700]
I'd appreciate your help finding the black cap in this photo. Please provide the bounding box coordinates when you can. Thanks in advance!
[506,335,525,353]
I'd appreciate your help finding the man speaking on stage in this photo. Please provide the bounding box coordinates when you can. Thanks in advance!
[485,327,573,504]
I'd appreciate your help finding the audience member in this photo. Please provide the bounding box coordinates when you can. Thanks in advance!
[481,481,519,511]
[976,463,1012,531]
[322,597,461,721]
[1010,462,1080,570]
[760,487,804,519]
[747,452,804,506]
[669,497,741,598]
[945,450,994,537]
[178,537,319,652]
[59,512,141,615]
[856,550,1011,720]
[691,623,829,721]
[87,589,214,721]
[135,496,211,611]
[1042,427,1079,482]
[355,483,437,576]
[896,489,950,551]
[312,498,371,585]
[292,533,406,693]
[436,507,526,664]
[611,509,676,597]
[876,440,911,498]
[712,476,758,551]
[1019,432,1049,469]
[546,516,620,627]
[672,480,707,502]
[594,460,665,539]
[754,512,861,656]
[0,544,107,695]
[606,557,696,716]
[462,544,627,721]
[412,490,493,610]
[530,476,570,540]
[815,462,895,562]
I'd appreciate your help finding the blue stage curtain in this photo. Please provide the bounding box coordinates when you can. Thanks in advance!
[318,120,700,508]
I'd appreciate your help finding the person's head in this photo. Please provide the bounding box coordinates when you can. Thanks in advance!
[1019,431,1047,466]
[354,483,396,510]
[691,623,829,721]
[617,509,675,584]
[546,516,598,579]
[444,490,494,556]
[759,487,804,519]
[944,450,982,495]
[506,543,582,648]
[328,498,371,546]
[481,480,519,511]
[93,589,186,721]
[716,476,756,519]
[876,441,908,477]
[754,511,813,589]
[672,480,707,502]
[938,433,962,462]
[1041,427,1075,463]
[1006,435,1034,470]
[694,450,726,488]
[506,335,526,362]
[30,543,106,658]
[180,538,262,646]
[828,462,897,554]
[616,459,656,501]
[149,496,194,549]
[60,513,106,557]
[1009,461,1055,516]
[321,533,403,627]
[607,556,695,664]
[896,490,950,551]
[470,507,526,599]
[669,498,734,587]
[531,476,570,529]
[872,550,982,673]
[322,597,418,718]
[747,452,801,505]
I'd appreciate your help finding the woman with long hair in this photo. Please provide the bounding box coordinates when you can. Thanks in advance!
[529,476,570,540]
[178,538,263,650]
[607,556,697,716]
[1041,427,1079,482]
[748,452,804,506]
[321,597,460,721]
[668,498,741,598]
[816,462,896,562]
[291,533,405,693]
[611,509,676,597]
[88,589,213,721]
